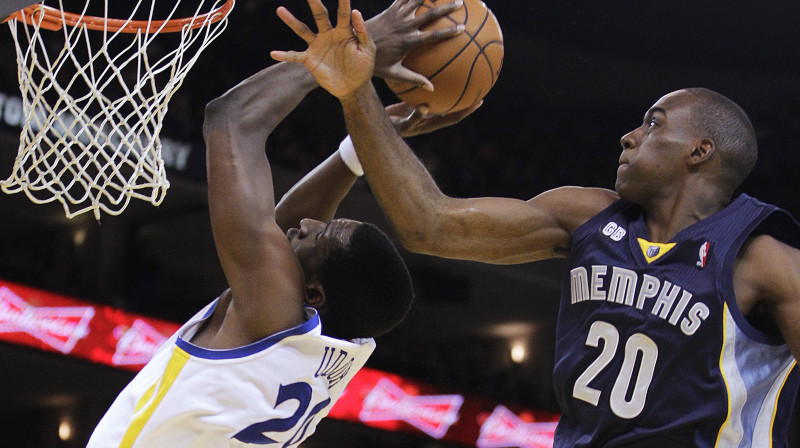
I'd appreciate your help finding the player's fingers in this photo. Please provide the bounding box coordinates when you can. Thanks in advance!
[386,102,416,118]
[407,105,430,124]
[412,0,463,28]
[414,24,465,47]
[335,0,353,29]
[396,0,426,17]
[463,100,483,114]
[270,50,307,64]
[389,66,434,91]
[276,7,316,43]
[307,0,333,33]
[352,10,369,42]
[446,100,482,122]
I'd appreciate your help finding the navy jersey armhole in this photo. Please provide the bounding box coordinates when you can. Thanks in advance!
[720,199,800,345]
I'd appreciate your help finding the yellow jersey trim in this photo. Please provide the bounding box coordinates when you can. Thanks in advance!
[637,238,676,263]
[119,347,191,448]
[714,303,732,447]
[768,360,797,448]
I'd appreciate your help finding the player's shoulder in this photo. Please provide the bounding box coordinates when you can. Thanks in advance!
[531,186,619,234]
[738,233,799,266]
[734,233,800,315]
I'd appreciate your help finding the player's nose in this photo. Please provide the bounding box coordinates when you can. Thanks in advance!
[620,129,639,150]
[298,218,323,238]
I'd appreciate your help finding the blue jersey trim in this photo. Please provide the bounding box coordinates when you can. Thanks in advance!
[175,308,320,360]
[201,297,219,319]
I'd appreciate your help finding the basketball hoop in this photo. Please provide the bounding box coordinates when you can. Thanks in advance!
[1,0,235,219]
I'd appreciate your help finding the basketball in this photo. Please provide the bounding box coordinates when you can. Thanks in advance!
[385,0,504,114]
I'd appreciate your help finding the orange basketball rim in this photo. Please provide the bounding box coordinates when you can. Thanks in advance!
[2,0,235,33]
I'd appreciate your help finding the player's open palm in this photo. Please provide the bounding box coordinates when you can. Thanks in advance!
[271,0,375,100]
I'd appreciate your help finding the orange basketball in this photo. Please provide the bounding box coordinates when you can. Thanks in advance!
[385,0,504,114]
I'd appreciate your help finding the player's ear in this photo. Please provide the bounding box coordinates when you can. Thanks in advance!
[689,138,714,166]
[304,283,327,309]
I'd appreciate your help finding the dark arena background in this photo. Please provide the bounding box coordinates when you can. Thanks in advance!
[1,1,800,446]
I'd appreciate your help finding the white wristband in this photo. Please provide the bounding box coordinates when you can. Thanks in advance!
[338,135,364,177]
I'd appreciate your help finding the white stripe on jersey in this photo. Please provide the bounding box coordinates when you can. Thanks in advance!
[716,304,796,448]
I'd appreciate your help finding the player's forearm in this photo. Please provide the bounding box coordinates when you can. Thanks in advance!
[204,62,317,151]
[340,83,448,252]
[275,150,358,232]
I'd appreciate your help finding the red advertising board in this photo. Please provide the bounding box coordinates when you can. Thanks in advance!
[0,279,179,371]
[0,279,559,446]
[330,368,559,447]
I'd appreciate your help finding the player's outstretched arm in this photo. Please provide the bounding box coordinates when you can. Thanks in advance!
[273,0,618,264]
[276,101,484,230]
[342,83,617,263]
[274,0,467,230]
[204,62,317,343]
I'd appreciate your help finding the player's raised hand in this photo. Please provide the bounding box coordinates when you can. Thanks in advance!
[271,0,375,100]
[366,0,465,91]
[387,100,482,137]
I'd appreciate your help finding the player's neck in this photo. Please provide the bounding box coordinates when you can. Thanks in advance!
[643,184,730,242]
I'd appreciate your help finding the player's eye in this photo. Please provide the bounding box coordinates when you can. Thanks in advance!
[647,118,658,128]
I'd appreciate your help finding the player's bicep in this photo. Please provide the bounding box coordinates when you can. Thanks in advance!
[740,236,800,359]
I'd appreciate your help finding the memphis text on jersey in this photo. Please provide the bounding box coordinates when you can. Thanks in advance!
[568,265,709,337]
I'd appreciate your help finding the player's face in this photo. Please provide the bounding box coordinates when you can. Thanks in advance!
[615,90,700,204]
[286,218,361,277]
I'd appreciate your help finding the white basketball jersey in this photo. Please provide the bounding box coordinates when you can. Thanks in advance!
[88,300,375,447]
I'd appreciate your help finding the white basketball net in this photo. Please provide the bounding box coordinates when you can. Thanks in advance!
[2,0,232,219]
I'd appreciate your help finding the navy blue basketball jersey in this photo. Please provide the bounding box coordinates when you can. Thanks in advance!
[553,194,800,447]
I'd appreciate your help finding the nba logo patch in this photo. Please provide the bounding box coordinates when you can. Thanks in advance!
[646,246,660,258]
[696,241,710,268]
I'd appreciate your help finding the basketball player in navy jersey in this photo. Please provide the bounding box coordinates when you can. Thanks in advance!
[272,0,800,446]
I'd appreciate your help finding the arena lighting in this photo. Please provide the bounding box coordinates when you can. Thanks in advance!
[58,420,72,441]
[72,227,88,247]
[0,279,560,446]
[511,341,527,363]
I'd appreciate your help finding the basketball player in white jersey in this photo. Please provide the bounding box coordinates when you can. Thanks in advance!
[87,1,474,446]
[273,0,800,446]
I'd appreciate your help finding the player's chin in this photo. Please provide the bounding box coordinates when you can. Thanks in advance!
[614,177,631,200]
[614,165,631,193]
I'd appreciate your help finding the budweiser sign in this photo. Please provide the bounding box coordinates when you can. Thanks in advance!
[112,319,169,366]
[477,405,557,448]
[360,377,464,439]
[0,285,95,354]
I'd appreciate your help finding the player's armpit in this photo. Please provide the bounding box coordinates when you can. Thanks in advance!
[735,235,800,359]
[220,228,308,345]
